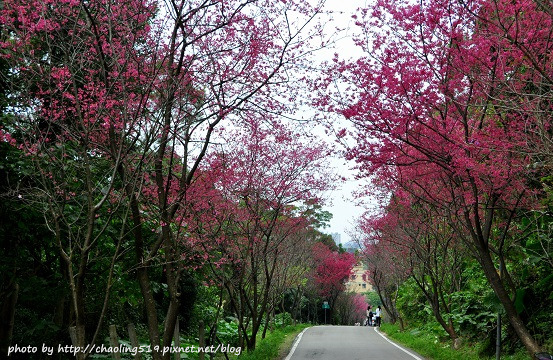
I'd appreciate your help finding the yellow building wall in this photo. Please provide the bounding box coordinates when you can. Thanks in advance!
[345,263,372,293]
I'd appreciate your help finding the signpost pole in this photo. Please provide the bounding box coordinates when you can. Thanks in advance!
[322,301,329,325]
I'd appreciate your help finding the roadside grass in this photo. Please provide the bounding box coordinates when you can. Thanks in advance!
[379,323,528,360]
[221,323,310,360]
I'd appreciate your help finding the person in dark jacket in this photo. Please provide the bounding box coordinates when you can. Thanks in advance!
[366,305,373,326]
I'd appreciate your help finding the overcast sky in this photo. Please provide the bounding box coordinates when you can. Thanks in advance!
[315,0,372,245]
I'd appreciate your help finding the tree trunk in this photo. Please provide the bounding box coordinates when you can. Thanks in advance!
[246,335,256,352]
[262,306,271,339]
[476,242,541,356]
[431,304,458,342]
[69,325,86,360]
[412,278,459,342]
[127,323,142,360]
[128,190,162,360]
[162,298,180,358]
[137,268,162,360]
[109,325,121,360]
[0,282,18,356]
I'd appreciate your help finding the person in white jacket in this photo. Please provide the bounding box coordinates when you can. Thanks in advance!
[375,306,382,327]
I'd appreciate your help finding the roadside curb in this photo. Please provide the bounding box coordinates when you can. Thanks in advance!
[283,327,310,360]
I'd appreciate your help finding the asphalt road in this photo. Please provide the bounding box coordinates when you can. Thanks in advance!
[285,325,424,360]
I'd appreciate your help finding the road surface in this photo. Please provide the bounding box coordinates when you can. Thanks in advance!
[285,325,424,360]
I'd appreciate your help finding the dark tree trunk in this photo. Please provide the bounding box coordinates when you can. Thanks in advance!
[0,282,18,356]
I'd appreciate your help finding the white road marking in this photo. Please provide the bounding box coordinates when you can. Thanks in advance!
[284,327,309,360]
[374,327,424,360]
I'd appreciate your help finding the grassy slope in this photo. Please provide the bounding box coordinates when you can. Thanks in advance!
[379,323,528,360]
[221,324,310,360]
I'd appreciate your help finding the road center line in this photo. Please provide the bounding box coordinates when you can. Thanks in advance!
[284,327,309,360]
[374,327,423,360]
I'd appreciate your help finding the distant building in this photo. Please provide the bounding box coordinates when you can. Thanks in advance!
[331,232,341,246]
[345,262,372,293]
[343,240,361,251]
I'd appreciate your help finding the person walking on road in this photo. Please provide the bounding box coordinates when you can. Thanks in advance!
[366,305,373,326]
[375,306,382,327]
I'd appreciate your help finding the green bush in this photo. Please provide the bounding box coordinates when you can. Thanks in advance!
[273,312,293,328]
[226,324,309,360]
[214,318,240,346]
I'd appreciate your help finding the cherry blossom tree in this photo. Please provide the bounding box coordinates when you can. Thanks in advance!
[1,0,329,358]
[317,0,553,354]
[1,1,158,355]
[311,242,355,323]
[184,118,335,350]
[334,292,367,325]
[362,196,467,345]
[359,212,410,329]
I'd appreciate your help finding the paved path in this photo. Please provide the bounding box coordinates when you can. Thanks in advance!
[285,325,424,360]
